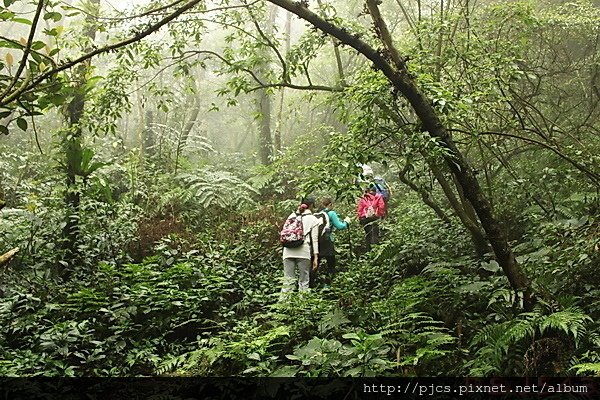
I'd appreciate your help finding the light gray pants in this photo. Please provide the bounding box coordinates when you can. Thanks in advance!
[282,258,311,292]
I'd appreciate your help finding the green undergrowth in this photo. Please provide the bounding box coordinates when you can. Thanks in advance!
[1,194,599,377]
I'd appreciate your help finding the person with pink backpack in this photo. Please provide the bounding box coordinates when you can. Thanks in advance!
[279,196,321,292]
[356,184,386,251]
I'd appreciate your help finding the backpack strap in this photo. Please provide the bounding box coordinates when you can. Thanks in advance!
[297,212,309,239]
[318,211,330,236]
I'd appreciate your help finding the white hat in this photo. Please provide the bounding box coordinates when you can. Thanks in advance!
[362,164,373,176]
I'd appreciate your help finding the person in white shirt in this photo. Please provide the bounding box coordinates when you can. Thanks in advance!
[282,196,321,292]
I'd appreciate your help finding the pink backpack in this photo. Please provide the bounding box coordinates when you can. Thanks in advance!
[359,195,379,218]
[280,213,305,247]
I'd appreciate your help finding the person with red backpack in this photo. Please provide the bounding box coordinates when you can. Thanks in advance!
[361,164,392,213]
[357,184,386,251]
[280,196,321,292]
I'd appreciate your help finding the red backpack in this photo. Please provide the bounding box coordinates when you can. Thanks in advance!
[359,193,383,218]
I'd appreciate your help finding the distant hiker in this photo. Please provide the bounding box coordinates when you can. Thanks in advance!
[311,197,351,286]
[354,164,373,188]
[373,176,391,204]
[357,185,386,251]
[280,196,321,292]
[361,164,374,179]
[361,164,392,210]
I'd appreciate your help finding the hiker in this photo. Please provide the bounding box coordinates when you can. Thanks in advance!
[357,185,386,251]
[280,196,321,292]
[312,197,351,286]
[361,164,374,180]
[361,164,392,212]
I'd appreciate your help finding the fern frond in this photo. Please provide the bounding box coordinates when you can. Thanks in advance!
[539,308,592,344]
[471,322,510,347]
[176,167,258,210]
[503,318,536,350]
[570,363,600,376]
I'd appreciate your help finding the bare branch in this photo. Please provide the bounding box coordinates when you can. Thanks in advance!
[245,1,289,82]
[183,49,342,93]
[399,163,452,224]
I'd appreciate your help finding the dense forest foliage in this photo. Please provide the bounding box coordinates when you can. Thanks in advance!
[0,0,599,377]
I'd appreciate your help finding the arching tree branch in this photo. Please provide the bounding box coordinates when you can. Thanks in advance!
[0,0,204,107]
[0,0,45,101]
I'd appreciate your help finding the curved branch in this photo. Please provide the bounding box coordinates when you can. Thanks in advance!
[399,164,452,224]
[245,1,288,82]
[110,0,188,19]
[175,17,260,41]
[58,0,259,22]
[0,0,45,101]
[247,82,342,92]
[184,49,341,93]
[123,52,199,97]
[0,0,204,107]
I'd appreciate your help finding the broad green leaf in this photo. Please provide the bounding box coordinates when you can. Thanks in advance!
[480,260,501,273]
[13,18,32,25]
[31,41,46,51]
[16,117,27,131]
[44,11,62,22]
[0,11,15,20]
[342,333,360,340]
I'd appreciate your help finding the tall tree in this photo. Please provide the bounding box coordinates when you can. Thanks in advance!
[252,4,279,165]
[61,0,101,273]
[274,9,292,152]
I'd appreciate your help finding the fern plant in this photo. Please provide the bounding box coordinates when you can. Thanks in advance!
[467,306,594,375]
[176,166,258,211]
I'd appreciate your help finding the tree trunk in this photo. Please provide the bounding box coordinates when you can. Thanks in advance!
[432,165,491,257]
[61,0,100,274]
[274,10,292,152]
[254,4,278,165]
[0,247,19,268]
[143,109,155,156]
[180,69,206,146]
[267,0,533,308]
[257,88,273,165]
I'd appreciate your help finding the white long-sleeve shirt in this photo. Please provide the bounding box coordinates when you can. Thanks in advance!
[282,210,321,260]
